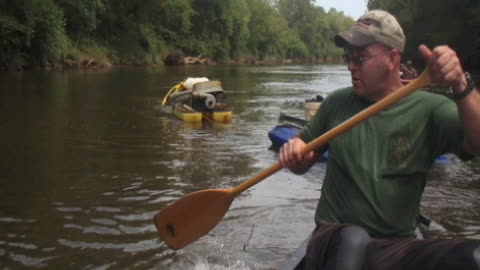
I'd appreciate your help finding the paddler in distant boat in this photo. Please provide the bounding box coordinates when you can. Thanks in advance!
[401,60,418,79]
[400,59,418,84]
[280,9,480,270]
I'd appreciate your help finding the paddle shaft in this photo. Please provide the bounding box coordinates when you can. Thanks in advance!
[231,69,432,196]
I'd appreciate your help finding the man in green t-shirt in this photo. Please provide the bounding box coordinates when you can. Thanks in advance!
[280,9,480,270]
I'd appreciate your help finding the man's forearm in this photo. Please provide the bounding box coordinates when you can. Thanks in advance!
[455,85,480,155]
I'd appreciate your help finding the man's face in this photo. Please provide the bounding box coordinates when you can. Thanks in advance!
[343,44,393,101]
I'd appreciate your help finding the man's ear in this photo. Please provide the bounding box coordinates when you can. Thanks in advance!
[389,49,402,70]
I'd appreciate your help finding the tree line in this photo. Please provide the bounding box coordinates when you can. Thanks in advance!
[368,0,480,70]
[2,0,479,71]
[0,0,353,70]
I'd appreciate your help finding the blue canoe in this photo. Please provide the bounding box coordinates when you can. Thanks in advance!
[268,114,330,162]
[268,113,455,164]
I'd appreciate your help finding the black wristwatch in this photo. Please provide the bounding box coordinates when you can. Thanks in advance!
[452,72,477,100]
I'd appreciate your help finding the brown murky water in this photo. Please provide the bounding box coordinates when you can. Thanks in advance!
[0,65,479,269]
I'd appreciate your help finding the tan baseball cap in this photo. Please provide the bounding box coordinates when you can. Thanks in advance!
[335,10,406,52]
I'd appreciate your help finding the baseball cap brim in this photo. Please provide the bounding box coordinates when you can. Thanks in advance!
[334,30,376,48]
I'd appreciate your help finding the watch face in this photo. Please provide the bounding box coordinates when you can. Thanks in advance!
[464,72,476,92]
[465,72,472,85]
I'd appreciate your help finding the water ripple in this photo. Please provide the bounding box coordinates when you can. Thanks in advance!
[57,239,163,253]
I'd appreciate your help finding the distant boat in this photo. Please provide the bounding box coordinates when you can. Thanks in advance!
[268,95,328,161]
[161,77,232,124]
[268,113,329,162]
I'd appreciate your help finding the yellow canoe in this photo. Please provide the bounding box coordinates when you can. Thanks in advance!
[203,110,232,123]
[172,104,203,123]
[169,104,232,124]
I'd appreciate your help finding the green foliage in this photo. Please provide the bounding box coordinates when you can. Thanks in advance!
[284,30,310,58]
[154,0,194,45]
[0,0,68,69]
[0,0,356,69]
[187,0,252,60]
[246,0,292,58]
[56,0,105,36]
[3,0,479,70]
[29,0,68,66]
[0,13,32,69]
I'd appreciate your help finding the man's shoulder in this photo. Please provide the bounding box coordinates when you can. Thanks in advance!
[330,86,354,95]
[324,86,355,101]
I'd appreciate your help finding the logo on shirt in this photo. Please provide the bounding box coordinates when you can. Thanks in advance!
[389,135,411,167]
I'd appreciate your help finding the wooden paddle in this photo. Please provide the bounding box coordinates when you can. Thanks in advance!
[153,68,433,250]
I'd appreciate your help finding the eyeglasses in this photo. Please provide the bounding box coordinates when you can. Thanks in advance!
[342,52,385,66]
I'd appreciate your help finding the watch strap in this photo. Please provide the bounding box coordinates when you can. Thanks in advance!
[452,72,476,100]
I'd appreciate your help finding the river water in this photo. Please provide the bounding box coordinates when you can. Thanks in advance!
[0,65,479,269]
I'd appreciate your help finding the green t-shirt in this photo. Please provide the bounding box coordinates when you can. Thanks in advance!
[299,87,467,237]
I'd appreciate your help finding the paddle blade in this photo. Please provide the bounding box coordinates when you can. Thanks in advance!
[153,189,234,250]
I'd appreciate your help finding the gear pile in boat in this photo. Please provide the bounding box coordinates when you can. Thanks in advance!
[161,77,232,124]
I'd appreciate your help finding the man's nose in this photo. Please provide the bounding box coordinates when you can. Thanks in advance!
[347,61,357,72]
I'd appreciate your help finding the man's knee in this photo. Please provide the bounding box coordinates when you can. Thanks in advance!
[473,246,480,269]
[304,224,372,270]
[331,225,371,270]
[337,225,371,250]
